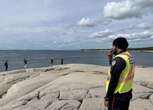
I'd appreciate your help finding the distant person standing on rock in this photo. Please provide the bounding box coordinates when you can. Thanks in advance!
[4,60,8,71]
[104,37,135,110]
[61,58,64,65]
[50,58,54,65]
[24,58,28,69]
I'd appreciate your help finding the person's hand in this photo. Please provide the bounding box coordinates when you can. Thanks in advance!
[107,49,114,64]
[107,49,114,57]
[104,100,109,107]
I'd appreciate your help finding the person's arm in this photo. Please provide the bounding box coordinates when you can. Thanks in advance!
[105,57,126,101]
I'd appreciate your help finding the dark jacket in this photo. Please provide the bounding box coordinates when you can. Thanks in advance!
[105,52,132,101]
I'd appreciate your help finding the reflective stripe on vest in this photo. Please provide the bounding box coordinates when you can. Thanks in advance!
[105,51,135,94]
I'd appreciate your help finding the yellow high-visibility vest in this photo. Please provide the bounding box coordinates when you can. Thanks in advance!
[105,51,135,94]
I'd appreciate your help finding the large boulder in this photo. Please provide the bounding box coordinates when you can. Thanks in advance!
[46,100,81,110]
[130,99,153,110]
[79,98,104,110]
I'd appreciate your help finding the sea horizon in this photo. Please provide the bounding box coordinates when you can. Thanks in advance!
[0,50,152,72]
[0,46,152,51]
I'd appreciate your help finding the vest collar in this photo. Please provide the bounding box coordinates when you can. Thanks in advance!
[115,50,127,56]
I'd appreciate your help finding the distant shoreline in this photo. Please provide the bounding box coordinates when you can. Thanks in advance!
[0,47,152,51]
[80,47,153,52]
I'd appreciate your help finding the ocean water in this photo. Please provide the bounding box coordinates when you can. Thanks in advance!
[0,50,153,71]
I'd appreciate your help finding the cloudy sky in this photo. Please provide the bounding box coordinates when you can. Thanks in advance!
[0,0,153,50]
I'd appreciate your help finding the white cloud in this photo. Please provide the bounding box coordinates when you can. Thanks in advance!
[104,0,153,19]
[89,30,153,42]
[109,30,153,41]
[0,27,59,35]
[78,17,95,27]
[129,31,151,39]
[0,25,80,49]
[136,23,151,29]
[89,29,112,38]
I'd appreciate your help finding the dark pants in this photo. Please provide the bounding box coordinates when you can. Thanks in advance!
[5,66,8,71]
[108,92,132,110]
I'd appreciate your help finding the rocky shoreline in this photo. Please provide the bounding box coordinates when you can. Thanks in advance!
[0,64,153,110]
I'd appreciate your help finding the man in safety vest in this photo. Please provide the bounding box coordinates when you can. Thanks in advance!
[104,37,135,110]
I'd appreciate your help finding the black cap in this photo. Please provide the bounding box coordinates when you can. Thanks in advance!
[113,37,128,50]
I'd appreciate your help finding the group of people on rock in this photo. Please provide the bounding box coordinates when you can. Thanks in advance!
[3,58,28,71]
[3,58,64,71]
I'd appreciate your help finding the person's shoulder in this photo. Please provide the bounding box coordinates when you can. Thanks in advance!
[114,56,124,61]
[113,57,126,65]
